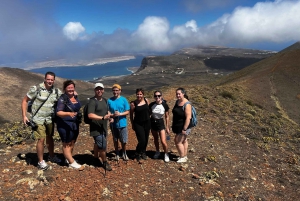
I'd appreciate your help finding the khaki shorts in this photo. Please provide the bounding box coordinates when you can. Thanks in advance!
[32,123,54,140]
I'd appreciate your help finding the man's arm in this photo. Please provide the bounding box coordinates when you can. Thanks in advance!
[21,95,31,125]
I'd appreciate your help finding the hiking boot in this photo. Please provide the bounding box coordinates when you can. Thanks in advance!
[38,160,49,170]
[141,153,148,160]
[153,151,160,159]
[48,155,62,164]
[177,157,187,163]
[69,161,84,171]
[164,153,170,163]
[103,161,112,171]
[135,154,142,162]
[123,153,129,161]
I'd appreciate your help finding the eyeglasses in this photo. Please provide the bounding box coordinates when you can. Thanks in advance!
[154,95,161,98]
[95,88,104,91]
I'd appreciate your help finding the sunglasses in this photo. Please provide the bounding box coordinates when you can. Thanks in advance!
[154,95,161,98]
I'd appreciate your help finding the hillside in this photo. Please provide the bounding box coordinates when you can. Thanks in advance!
[0,67,94,124]
[212,43,300,125]
[0,44,300,200]
[0,84,299,200]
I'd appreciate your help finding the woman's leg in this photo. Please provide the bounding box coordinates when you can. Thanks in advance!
[174,134,186,158]
[143,122,151,153]
[62,142,75,163]
[134,122,145,154]
[151,129,160,151]
[183,137,188,157]
[159,129,168,153]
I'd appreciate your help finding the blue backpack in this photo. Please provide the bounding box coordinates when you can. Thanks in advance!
[183,101,198,128]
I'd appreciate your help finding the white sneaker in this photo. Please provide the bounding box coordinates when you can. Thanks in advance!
[153,151,160,159]
[177,157,187,163]
[38,160,49,170]
[184,156,188,161]
[70,161,84,171]
[164,153,170,163]
[123,153,129,161]
[48,155,62,163]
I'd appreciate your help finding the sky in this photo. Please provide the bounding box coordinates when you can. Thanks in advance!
[1,0,300,68]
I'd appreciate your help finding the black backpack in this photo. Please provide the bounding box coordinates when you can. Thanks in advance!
[83,97,107,124]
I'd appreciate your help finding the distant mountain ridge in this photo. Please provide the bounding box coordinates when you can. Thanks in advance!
[136,46,276,74]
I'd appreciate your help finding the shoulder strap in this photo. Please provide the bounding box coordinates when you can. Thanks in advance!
[31,89,52,118]
[92,98,99,111]
[144,97,148,105]
[182,101,191,111]
[61,94,75,112]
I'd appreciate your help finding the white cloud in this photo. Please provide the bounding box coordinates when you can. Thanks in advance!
[63,22,86,41]
[131,17,171,51]
[212,0,300,44]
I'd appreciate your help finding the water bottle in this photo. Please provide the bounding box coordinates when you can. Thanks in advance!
[166,134,170,141]
[115,110,119,127]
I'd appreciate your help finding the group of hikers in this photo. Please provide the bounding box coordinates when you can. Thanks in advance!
[21,71,193,171]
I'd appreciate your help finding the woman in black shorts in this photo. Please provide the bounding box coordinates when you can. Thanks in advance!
[149,91,170,162]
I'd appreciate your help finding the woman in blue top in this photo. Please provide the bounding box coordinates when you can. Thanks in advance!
[56,80,84,170]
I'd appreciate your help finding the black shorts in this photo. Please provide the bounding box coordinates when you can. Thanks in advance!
[150,118,165,131]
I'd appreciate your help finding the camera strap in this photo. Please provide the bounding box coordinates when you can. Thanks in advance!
[31,89,53,119]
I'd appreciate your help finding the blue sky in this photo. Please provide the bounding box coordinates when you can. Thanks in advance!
[1,0,300,67]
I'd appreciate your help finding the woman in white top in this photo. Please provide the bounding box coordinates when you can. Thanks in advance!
[149,90,170,162]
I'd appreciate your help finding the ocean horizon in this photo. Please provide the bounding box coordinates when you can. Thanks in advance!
[29,56,144,82]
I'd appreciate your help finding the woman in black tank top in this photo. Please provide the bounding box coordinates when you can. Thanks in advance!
[130,88,151,163]
[172,88,192,163]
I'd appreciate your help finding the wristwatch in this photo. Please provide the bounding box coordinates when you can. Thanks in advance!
[102,116,104,120]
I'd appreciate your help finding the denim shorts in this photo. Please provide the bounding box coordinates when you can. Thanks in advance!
[93,133,107,150]
[110,126,128,143]
[176,128,192,136]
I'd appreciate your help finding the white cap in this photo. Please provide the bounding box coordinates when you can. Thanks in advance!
[94,83,104,89]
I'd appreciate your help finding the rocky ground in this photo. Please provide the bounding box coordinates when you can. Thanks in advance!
[1,85,300,200]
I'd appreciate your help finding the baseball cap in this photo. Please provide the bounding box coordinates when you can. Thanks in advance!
[112,84,121,90]
[94,83,104,89]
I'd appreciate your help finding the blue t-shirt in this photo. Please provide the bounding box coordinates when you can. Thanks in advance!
[108,96,130,128]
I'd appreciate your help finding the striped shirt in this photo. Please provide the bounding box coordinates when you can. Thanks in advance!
[27,82,62,125]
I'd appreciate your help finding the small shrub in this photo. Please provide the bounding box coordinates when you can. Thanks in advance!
[220,91,236,100]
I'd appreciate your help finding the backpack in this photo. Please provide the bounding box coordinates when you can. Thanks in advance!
[183,101,198,128]
[83,97,107,124]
